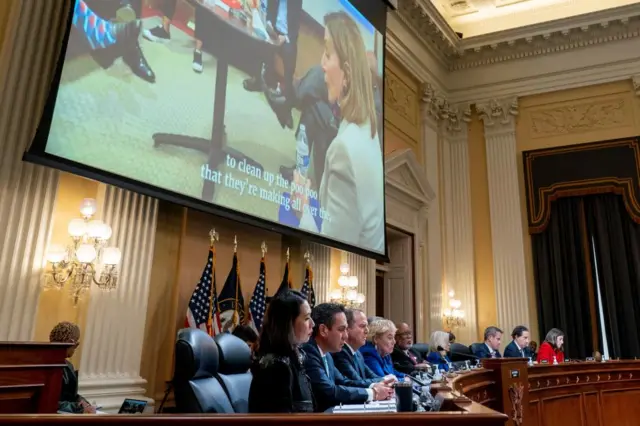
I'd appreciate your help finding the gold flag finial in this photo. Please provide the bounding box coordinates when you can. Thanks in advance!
[209,228,219,247]
[286,247,290,262]
[233,235,238,253]
[261,241,268,257]
[304,250,311,264]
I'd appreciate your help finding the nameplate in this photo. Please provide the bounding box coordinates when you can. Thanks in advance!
[510,370,520,378]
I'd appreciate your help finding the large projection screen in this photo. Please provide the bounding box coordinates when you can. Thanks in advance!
[26,0,388,259]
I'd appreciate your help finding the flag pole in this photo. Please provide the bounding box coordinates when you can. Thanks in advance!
[261,241,268,293]
[207,228,219,334]
[233,235,240,326]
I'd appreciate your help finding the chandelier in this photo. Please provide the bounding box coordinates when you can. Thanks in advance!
[443,290,466,330]
[43,198,121,302]
[330,261,365,308]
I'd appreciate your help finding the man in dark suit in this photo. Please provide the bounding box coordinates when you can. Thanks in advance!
[391,322,429,375]
[332,309,395,385]
[504,325,531,358]
[302,303,393,412]
[471,326,504,359]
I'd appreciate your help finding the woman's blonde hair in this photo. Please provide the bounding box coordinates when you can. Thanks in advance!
[544,328,564,349]
[367,318,396,343]
[49,321,80,343]
[324,11,378,138]
[429,331,449,353]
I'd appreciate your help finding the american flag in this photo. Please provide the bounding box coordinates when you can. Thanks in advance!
[249,257,267,331]
[185,247,221,336]
[300,263,316,308]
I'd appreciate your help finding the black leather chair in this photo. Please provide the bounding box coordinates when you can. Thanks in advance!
[411,343,429,360]
[173,328,235,413]
[214,333,253,413]
[449,342,475,362]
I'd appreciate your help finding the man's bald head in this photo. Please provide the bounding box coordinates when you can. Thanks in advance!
[395,322,413,349]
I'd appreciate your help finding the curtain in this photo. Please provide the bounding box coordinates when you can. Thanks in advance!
[531,197,595,359]
[585,194,640,359]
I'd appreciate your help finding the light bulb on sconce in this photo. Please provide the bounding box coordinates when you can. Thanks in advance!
[330,253,365,308]
[42,198,121,303]
[443,289,466,331]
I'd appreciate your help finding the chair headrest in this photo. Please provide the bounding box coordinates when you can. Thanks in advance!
[174,328,220,381]
[451,343,471,354]
[214,333,252,375]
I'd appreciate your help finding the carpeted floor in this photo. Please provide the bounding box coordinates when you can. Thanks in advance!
[47,16,299,222]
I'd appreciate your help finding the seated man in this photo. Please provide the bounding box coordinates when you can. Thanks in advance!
[332,309,394,385]
[391,322,429,375]
[472,326,503,359]
[504,325,531,358]
[302,303,393,412]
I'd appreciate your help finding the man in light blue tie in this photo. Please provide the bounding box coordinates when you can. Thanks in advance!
[302,303,393,412]
[333,309,396,385]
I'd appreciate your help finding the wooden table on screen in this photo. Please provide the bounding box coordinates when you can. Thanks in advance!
[0,342,71,414]
[447,357,640,426]
[151,1,277,201]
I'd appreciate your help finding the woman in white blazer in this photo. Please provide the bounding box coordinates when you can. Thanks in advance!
[295,11,384,254]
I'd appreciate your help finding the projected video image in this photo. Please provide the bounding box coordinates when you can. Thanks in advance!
[46,0,385,254]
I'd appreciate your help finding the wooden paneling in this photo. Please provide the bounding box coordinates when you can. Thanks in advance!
[449,359,640,426]
[0,342,71,414]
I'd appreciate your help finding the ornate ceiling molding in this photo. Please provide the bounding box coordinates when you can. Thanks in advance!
[393,1,640,71]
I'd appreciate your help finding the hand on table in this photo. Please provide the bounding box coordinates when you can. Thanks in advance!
[372,382,394,401]
[382,374,397,385]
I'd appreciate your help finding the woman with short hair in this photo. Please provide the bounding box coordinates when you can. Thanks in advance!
[359,318,405,379]
[50,321,97,414]
[426,331,452,372]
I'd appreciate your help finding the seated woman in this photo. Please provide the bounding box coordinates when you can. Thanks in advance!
[359,319,405,380]
[537,328,565,364]
[248,290,315,413]
[425,331,452,372]
[49,321,97,414]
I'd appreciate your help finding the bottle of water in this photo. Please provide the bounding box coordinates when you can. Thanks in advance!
[553,355,558,365]
[296,124,309,179]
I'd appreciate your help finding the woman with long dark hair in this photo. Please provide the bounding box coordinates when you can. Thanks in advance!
[248,290,315,413]
[537,328,565,364]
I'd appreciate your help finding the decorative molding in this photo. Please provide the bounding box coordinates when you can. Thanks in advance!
[529,99,626,138]
[633,74,640,95]
[79,184,158,412]
[440,122,477,345]
[422,84,472,133]
[477,98,519,137]
[385,149,435,341]
[385,71,418,126]
[508,383,525,426]
[0,0,64,341]
[482,107,530,345]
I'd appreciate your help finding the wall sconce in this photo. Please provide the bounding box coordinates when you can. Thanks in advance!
[443,290,466,330]
[330,261,365,308]
[43,198,121,302]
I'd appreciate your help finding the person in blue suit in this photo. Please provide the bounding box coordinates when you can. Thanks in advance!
[332,309,395,385]
[471,326,504,359]
[302,303,393,412]
[504,325,531,358]
[425,331,452,372]
[359,319,406,380]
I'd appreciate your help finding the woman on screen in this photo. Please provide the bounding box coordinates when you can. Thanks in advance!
[294,11,384,254]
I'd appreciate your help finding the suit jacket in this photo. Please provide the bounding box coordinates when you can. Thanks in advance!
[503,341,530,359]
[359,342,405,379]
[391,346,425,375]
[266,0,303,44]
[426,351,451,372]
[471,343,502,359]
[301,339,369,412]
[299,119,385,253]
[332,346,381,385]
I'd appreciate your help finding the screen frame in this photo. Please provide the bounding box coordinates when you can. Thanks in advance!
[24,0,390,262]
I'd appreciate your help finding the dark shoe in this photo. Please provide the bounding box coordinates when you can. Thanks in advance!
[123,41,156,83]
[279,165,295,182]
[265,88,294,129]
[192,50,203,73]
[143,25,171,43]
[243,76,261,92]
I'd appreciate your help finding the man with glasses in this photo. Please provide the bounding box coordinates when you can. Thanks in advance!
[391,322,429,375]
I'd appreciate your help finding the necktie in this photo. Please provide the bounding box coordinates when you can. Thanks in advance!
[323,355,330,377]
[491,351,496,358]
[354,351,364,377]
[409,352,417,365]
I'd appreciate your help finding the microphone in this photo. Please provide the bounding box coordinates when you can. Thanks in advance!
[450,351,479,360]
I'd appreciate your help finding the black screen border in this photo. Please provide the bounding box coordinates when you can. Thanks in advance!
[24,0,390,262]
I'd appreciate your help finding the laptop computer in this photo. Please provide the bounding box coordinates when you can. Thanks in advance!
[118,398,148,414]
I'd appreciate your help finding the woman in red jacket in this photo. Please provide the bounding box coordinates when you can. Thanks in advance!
[537,328,565,364]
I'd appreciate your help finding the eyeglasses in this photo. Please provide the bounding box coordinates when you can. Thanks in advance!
[396,332,412,338]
